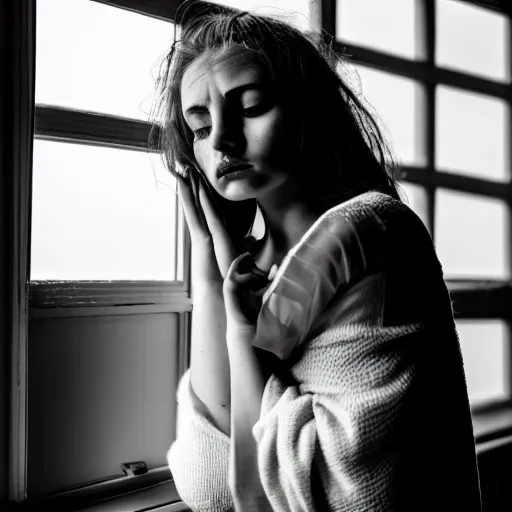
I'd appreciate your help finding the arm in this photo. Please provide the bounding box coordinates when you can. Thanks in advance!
[167,175,237,511]
[190,281,231,436]
[177,172,237,437]
[226,328,272,511]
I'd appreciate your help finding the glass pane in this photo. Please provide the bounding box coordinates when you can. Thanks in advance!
[36,0,174,120]
[434,189,509,279]
[336,0,417,59]
[436,0,509,82]
[456,320,509,407]
[31,141,178,281]
[27,314,178,496]
[436,86,508,182]
[397,181,430,232]
[209,0,311,29]
[353,65,424,165]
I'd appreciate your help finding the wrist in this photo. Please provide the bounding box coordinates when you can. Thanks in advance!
[226,325,256,345]
[192,279,223,298]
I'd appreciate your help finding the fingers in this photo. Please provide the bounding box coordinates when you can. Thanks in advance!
[197,180,237,275]
[224,252,270,293]
[177,174,210,240]
[198,182,226,235]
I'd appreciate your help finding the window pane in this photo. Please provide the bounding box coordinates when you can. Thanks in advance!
[35,0,174,119]
[434,189,509,279]
[209,0,311,29]
[456,320,509,407]
[31,141,178,281]
[353,65,424,165]
[336,0,417,59]
[436,0,509,82]
[436,86,508,182]
[397,181,430,232]
[27,314,179,496]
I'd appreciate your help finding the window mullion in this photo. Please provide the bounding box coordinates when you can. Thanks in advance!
[90,0,180,22]
[34,105,158,152]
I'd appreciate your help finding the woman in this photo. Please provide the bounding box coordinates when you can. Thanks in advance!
[152,1,482,510]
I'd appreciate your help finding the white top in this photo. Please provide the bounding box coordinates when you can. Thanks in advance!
[168,191,482,511]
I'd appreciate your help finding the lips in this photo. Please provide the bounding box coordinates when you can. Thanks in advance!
[217,162,253,179]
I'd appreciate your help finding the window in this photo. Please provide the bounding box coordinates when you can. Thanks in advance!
[9,0,188,508]
[336,0,512,413]
[336,0,417,59]
[31,141,179,281]
[6,0,512,509]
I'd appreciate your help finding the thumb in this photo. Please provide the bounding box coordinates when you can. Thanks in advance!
[224,252,270,293]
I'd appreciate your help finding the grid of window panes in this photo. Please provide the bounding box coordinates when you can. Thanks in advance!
[336,0,511,409]
[33,0,179,281]
[33,0,512,405]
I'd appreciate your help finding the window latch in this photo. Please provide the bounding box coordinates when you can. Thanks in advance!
[121,461,148,476]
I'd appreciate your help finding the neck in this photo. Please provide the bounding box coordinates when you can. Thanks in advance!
[256,182,346,263]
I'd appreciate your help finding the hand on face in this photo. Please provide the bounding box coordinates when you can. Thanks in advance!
[178,171,270,332]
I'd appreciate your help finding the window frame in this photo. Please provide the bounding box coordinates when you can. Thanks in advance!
[8,0,190,509]
[6,0,512,509]
[333,0,512,412]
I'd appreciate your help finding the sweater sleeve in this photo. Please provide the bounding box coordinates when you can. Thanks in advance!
[167,369,234,511]
[251,322,423,512]
[249,193,480,511]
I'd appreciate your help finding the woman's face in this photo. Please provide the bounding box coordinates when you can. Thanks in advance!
[180,53,302,201]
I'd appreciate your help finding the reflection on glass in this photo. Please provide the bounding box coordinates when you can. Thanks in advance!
[31,141,178,281]
[336,0,417,59]
[397,181,430,232]
[36,0,174,119]
[456,320,509,407]
[436,86,508,182]
[436,0,509,82]
[434,189,509,279]
[353,65,424,165]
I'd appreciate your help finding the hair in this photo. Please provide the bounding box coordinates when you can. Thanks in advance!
[150,0,402,247]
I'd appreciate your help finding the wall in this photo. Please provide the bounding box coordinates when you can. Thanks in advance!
[26,311,179,498]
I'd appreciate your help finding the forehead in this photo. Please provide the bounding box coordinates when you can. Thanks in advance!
[180,54,267,107]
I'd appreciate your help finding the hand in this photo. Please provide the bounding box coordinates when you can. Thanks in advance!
[177,171,237,287]
[223,252,271,336]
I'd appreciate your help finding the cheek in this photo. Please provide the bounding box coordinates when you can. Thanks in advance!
[193,142,220,189]
[193,143,211,176]
[251,112,300,166]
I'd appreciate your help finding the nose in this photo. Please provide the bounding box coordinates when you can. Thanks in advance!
[210,114,240,155]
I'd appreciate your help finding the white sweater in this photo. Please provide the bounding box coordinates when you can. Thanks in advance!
[168,191,482,511]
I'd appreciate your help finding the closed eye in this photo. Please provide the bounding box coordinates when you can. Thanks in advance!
[193,126,211,141]
[243,103,271,118]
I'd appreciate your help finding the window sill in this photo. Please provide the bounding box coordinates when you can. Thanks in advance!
[6,469,189,512]
[72,480,189,512]
[473,405,512,454]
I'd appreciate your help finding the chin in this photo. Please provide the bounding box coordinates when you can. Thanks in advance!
[217,178,264,201]
[221,189,259,202]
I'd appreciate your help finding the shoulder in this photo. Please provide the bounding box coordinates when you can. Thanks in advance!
[331,190,421,226]
[328,190,430,244]
[316,190,433,269]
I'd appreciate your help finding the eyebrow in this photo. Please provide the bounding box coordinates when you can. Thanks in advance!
[184,82,266,118]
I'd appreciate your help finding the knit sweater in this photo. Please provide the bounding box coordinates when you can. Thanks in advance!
[168,190,482,511]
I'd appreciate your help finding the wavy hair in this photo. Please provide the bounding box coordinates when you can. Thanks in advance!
[150,0,402,246]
